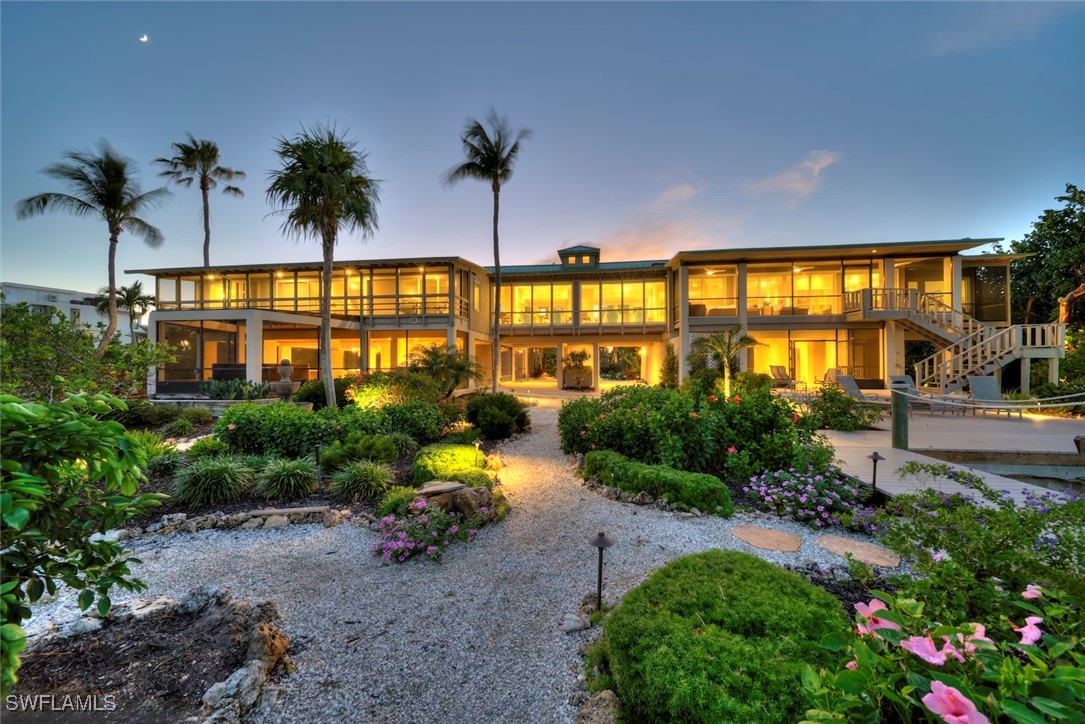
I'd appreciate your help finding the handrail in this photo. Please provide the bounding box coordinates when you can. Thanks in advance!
[844,288,984,340]
[916,323,1065,392]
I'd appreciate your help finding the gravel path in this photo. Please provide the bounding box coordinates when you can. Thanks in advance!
[28,398,892,723]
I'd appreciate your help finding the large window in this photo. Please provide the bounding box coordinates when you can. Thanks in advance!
[688,266,738,316]
[499,282,574,326]
[579,279,665,325]
[963,265,1008,323]
[367,330,446,371]
[746,260,873,316]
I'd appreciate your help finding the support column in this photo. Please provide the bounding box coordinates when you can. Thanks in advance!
[592,341,601,390]
[245,313,263,383]
[1020,358,1031,395]
[678,265,690,382]
[146,314,158,396]
[1048,358,1060,385]
[557,341,565,390]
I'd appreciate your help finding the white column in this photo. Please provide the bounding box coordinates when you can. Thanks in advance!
[1048,358,1059,385]
[678,265,690,382]
[592,341,601,389]
[1020,357,1031,395]
[146,313,158,396]
[245,312,263,383]
[950,256,963,313]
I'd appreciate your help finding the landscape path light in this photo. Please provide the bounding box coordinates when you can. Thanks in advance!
[588,531,615,612]
[473,439,482,467]
[867,451,886,494]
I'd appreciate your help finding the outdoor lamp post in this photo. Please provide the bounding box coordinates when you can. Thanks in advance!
[588,531,615,612]
[867,451,886,493]
[473,439,482,467]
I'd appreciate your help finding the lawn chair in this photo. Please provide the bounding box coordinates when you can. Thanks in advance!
[769,365,796,390]
[816,367,840,386]
[835,374,891,410]
[888,375,963,416]
[967,376,1023,419]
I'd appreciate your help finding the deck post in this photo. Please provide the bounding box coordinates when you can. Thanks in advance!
[891,389,909,450]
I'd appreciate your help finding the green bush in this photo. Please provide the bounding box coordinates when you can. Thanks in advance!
[215,403,335,458]
[235,454,276,475]
[590,550,847,723]
[412,443,487,486]
[332,460,393,503]
[325,405,388,439]
[172,455,252,507]
[442,468,496,490]
[443,426,482,445]
[383,401,445,442]
[180,407,214,426]
[198,379,271,401]
[466,393,530,440]
[582,450,733,515]
[378,486,418,517]
[256,458,316,500]
[733,371,774,395]
[146,449,186,478]
[385,431,419,459]
[124,429,172,460]
[806,384,885,431]
[185,436,229,459]
[160,416,195,439]
[103,399,182,429]
[345,369,442,409]
[294,375,355,410]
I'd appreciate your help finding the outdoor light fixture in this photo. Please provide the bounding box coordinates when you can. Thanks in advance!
[473,439,482,467]
[867,451,886,493]
[589,531,615,612]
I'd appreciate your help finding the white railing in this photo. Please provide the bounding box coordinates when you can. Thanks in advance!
[916,323,1065,392]
[844,288,983,340]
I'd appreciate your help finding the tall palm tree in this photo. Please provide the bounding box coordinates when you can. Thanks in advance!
[409,343,483,399]
[445,108,531,393]
[155,134,245,268]
[266,123,380,409]
[96,281,155,342]
[687,325,763,398]
[15,142,171,355]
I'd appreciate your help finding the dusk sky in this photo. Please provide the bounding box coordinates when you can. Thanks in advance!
[2,2,1082,294]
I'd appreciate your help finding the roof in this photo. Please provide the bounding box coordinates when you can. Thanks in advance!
[669,238,1002,267]
[126,255,488,277]
[557,245,601,254]
[492,260,668,277]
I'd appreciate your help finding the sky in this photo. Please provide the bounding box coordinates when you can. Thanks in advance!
[2,1,1082,294]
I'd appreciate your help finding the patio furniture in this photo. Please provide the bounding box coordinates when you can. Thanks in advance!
[967,376,1024,419]
[816,367,840,386]
[888,375,963,416]
[769,365,797,390]
[836,374,891,409]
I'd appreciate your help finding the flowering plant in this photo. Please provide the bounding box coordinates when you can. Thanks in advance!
[801,584,1084,723]
[743,466,875,528]
[372,500,484,563]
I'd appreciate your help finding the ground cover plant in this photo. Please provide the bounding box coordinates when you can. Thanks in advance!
[582,450,733,515]
[214,402,385,457]
[411,443,490,485]
[184,436,229,459]
[372,499,483,563]
[743,466,874,528]
[197,378,271,401]
[319,433,400,471]
[171,456,252,506]
[255,457,316,500]
[585,550,848,723]
[331,460,393,503]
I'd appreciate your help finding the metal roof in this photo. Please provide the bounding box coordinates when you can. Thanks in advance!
[493,260,668,276]
[557,244,601,254]
[126,255,488,276]
[668,238,1002,266]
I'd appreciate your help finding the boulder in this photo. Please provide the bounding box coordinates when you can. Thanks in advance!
[262,515,289,529]
[246,623,289,669]
[239,517,263,531]
[420,484,494,520]
[562,613,591,633]
[630,491,654,506]
[575,690,620,724]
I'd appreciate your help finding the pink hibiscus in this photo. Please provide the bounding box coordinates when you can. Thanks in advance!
[845,660,857,670]
[1013,616,1044,645]
[1021,584,1043,599]
[921,681,989,724]
[944,623,994,657]
[901,635,947,666]
[854,599,901,638]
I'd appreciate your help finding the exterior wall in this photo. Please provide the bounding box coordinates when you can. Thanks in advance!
[0,282,138,343]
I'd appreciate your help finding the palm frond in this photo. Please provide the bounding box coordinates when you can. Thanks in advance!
[124,217,166,248]
[15,192,98,219]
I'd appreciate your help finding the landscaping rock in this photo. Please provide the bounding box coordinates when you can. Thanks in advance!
[562,613,591,633]
[240,517,263,531]
[421,484,494,520]
[176,586,225,615]
[630,491,654,506]
[106,596,174,622]
[416,481,468,496]
[262,515,289,529]
[323,509,348,528]
[59,617,101,638]
[575,690,620,724]
[816,535,901,567]
[247,623,289,669]
[730,525,803,552]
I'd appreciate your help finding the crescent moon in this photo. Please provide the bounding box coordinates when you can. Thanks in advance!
[140,34,149,42]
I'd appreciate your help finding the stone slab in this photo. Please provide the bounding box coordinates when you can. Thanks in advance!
[416,481,467,496]
[816,534,900,567]
[730,525,802,552]
[247,506,329,517]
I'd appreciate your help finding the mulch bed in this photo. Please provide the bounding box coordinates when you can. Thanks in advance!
[10,601,256,722]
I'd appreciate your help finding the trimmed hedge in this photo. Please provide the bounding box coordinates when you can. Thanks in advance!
[591,550,848,723]
[583,450,733,515]
[466,392,530,440]
[411,443,488,486]
[214,403,387,458]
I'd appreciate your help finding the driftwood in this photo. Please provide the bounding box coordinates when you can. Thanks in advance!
[1058,282,1085,323]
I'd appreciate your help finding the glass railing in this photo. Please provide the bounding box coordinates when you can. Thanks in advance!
[688,298,739,317]
[578,308,666,325]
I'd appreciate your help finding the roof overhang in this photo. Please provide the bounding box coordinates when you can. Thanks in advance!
[126,255,487,277]
[667,238,1002,268]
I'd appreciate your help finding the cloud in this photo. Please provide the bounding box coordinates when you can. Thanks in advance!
[926,4,1076,57]
[746,150,840,202]
[654,183,699,206]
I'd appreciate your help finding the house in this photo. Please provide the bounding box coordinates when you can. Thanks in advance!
[0,281,141,344]
[128,238,1065,396]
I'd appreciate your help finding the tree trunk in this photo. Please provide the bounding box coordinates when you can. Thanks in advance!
[98,232,120,356]
[321,233,337,409]
[129,309,136,344]
[491,182,501,394]
[202,178,212,268]
[1058,282,1085,323]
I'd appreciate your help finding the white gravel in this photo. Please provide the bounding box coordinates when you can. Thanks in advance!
[27,398,896,723]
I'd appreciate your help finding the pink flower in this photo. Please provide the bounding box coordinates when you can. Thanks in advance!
[921,681,989,724]
[792,413,799,423]
[845,660,857,670]
[733,395,741,403]
[691,412,698,417]
[901,635,948,665]
[727,446,737,454]
[854,599,901,638]
[1022,584,1043,599]
[944,623,994,657]
[1013,616,1043,645]
[708,395,717,403]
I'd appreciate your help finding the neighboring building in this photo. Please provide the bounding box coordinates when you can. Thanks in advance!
[0,282,140,344]
[129,238,1066,396]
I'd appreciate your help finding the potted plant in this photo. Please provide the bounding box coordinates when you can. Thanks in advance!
[563,350,591,390]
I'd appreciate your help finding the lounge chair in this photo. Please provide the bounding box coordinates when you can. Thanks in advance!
[888,375,963,416]
[816,367,840,386]
[836,374,891,410]
[967,376,1023,419]
[769,365,796,390]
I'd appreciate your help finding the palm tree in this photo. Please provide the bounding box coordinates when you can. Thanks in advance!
[15,142,171,355]
[408,343,484,399]
[445,108,532,393]
[266,123,380,409]
[96,281,155,342]
[155,134,245,268]
[687,325,763,398]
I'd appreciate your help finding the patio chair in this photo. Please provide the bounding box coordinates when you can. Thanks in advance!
[769,365,796,390]
[816,367,840,386]
[836,374,891,409]
[888,375,963,416]
[967,376,1023,419]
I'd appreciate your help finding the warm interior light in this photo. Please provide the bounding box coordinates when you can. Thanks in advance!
[705,269,715,275]
[207,274,216,279]
[276,271,285,278]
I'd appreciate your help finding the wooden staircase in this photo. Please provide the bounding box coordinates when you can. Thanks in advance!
[844,288,1065,393]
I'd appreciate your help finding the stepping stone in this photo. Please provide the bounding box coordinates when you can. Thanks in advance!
[730,525,802,552]
[416,481,467,496]
[816,535,900,567]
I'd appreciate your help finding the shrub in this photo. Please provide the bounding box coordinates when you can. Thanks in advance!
[294,375,355,410]
[160,416,195,439]
[442,468,496,490]
[590,550,847,723]
[345,369,442,409]
[180,406,214,426]
[744,466,873,528]
[383,401,445,443]
[235,454,276,476]
[1,393,167,695]
[171,455,251,507]
[332,460,393,503]
[124,429,172,460]
[443,426,481,445]
[412,444,487,486]
[436,397,467,428]
[256,458,316,500]
[320,433,399,470]
[185,436,229,459]
[215,403,334,458]
[378,486,418,518]
[732,371,774,396]
[582,450,733,515]
[146,449,186,478]
[385,431,419,459]
[372,499,482,563]
[325,405,388,439]
[198,379,271,401]
[660,344,679,389]
[466,393,530,440]
[805,384,885,431]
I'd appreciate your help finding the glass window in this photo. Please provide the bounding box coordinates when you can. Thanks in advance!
[581,255,590,263]
[747,264,791,316]
[688,266,738,316]
[965,266,1008,322]
[180,276,199,309]
[792,262,841,314]
[644,280,666,323]
[552,283,573,324]
[158,278,178,307]
[580,282,600,323]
